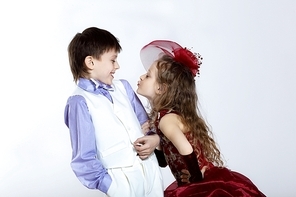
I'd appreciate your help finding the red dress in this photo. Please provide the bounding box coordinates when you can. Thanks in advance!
[155,109,266,197]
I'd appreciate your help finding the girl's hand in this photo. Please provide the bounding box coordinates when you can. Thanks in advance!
[134,134,160,159]
[141,121,150,135]
[180,166,208,183]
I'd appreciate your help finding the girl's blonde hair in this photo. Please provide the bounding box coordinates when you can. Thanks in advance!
[150,55,224,166]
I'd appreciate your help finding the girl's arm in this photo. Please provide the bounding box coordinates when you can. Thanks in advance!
[158,113,193,155]
[159,113,204,183]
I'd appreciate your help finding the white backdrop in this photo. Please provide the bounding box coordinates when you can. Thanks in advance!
[0,1,295,196]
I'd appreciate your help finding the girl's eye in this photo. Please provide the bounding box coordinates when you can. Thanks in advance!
[145,74,149,78]
[112,60,116,63]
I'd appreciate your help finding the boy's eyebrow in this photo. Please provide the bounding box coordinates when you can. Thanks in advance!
[109,54,118,58]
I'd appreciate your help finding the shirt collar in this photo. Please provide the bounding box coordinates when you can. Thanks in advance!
[77,78,114,94]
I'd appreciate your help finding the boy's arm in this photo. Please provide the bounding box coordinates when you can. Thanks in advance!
[64,95,111,194]
[120,79,148,125]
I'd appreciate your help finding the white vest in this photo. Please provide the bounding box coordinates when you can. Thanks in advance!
[73,80,143,168]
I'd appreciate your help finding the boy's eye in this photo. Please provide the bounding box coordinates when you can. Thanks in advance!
[145,74,149,78]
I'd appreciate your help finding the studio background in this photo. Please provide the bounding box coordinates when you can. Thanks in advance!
[0,1,295,196]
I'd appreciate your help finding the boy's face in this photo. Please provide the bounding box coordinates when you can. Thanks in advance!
[91,49,120,85]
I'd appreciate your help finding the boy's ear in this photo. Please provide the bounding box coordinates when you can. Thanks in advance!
[85,56,94,69]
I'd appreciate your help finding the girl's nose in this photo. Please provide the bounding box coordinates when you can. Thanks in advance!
[140,74,145,80]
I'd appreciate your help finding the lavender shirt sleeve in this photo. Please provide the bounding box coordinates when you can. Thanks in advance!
[120,79,149,125]
[64,95,111,194]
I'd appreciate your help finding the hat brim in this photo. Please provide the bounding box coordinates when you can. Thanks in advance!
[140,40,182,71]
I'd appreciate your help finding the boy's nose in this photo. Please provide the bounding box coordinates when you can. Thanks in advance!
[115,62,120,69]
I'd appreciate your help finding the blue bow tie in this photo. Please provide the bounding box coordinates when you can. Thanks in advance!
[90,79,114,102]
[97,85,113,102]
[98,83,114,91]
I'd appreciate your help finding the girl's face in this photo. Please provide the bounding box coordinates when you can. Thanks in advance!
[91,49,120,85]
[137,61,160,101]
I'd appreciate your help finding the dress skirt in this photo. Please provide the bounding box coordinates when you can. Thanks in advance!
[164,167,266,197]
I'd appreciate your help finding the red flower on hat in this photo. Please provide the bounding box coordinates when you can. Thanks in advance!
[173,47,202,77]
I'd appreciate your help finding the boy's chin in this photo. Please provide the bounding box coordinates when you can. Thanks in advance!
[105,79,113,85]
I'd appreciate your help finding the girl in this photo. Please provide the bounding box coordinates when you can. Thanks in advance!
[135,40,266,197]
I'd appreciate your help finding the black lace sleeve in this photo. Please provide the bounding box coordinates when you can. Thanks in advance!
[154,149,167,167]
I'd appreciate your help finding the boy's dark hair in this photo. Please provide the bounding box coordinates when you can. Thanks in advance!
[68,27,122,82]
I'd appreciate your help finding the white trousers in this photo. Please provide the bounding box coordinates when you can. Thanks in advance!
[106,153,164,197]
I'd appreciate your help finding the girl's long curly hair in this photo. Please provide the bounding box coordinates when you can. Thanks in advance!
[150,55,224,166]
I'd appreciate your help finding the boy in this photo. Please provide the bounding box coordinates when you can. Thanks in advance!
[64,27,163,197]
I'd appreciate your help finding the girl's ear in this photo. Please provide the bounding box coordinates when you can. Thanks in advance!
[85,56,94,69]
[157,84,167,94]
